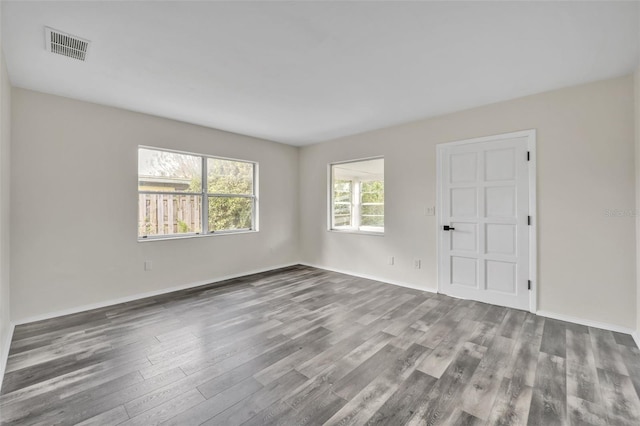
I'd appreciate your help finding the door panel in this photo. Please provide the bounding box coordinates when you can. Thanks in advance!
[438,135,531,311]
[450,188,477,217]
[451,223,477,252]
[451,257,478,287]
[450,152,477,183]
[486,260,516,293]
[485,186,515,217]
[486,224,515,254]
[485,148,516,181]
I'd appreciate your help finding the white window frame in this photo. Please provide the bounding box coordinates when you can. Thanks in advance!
[138,146,258,241]
[328,157,384,235]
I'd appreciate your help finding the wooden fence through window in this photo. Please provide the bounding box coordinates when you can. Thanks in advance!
[138,194,202,236]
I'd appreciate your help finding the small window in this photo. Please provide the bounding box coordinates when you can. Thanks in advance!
[330,158,384,233]
[138,147,257,240]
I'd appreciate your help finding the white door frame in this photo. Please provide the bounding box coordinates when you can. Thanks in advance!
[436,129,537,313]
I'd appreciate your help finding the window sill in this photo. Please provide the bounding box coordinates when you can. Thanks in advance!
[138,229,258,242]
[328,229,384,236]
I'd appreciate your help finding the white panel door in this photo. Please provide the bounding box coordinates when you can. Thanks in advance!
[438,133,533,311]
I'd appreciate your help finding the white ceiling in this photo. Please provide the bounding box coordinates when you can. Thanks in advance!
[2,1,639,146]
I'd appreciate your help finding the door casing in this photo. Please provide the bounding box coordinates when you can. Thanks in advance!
[435,129,537,313]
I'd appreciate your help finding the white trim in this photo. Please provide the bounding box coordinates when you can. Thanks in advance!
[328,156,385,233]
[436,129,537,148]
[435,129,537,313]
[537,310,636,335]
[138,144,258,165]
[329,155,385,167]
[138,229,258,242]
[633,332,640,349]
[12,263,298,325]
[528,131,538,313]
[137,145,259,239]
[299,262,437,294]
[0,322,15,392]
[328,229,384,237]
[436,143,444,297]
[326,162,332,231]
[300,265,636,342]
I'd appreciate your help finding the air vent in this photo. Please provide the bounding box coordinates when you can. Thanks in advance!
[45,27,89,61]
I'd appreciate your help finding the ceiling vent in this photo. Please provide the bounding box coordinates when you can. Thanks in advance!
[45,27,90,61]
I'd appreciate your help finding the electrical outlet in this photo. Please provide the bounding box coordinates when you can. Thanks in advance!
[426,206,435,216]
[144,261,153,271]
[388,256,395,266]
[414,259,421,269]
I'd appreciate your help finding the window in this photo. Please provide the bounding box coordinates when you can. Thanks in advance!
[330,158,384,233]
[138,147,257,240]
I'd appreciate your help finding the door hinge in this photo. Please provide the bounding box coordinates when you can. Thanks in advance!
[528,216,531,226]
[527,151,530,161]
[528,280,531,290]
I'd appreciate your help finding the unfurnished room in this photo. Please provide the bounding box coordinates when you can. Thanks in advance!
[1,1,640,425]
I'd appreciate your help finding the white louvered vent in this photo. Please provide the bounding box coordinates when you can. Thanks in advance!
[45,27,90,61]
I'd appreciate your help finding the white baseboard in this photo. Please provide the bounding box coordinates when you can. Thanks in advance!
[0,322,15,392]
[13,263,298,326]
[299,262,438,294]
[632,332,640,349]
[9,262,638,353]
[536,310,635,336]
[301,264,638,340]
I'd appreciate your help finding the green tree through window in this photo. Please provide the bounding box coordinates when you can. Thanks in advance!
[207,158,254,231]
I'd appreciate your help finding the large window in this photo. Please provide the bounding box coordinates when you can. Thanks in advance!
[330,158,384,233]
[138,147,257,239]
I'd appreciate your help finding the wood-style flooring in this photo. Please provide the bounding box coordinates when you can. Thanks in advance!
[1,265,640,425]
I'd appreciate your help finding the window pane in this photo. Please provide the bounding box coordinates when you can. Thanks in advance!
[208,197,253,231]
[334,181,352,192]
[334,196,352,227]
[138,194,202,237]
[333,179,352,228]
[331,158,384,232]
[361,215,384,227]
[361,204,384,216]
[334,215,351,227]
[360,179,384,230]
[207,158,253,195]
[361,180,384,203]
[138,148,202,193]
[361,202,384,227]
[334,193,351,203]
[334,203,351,216]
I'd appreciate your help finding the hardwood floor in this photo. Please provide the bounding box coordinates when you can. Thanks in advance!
[1,265,640,425]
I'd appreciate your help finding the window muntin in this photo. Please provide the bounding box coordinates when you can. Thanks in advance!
[330,158,384,233]
[138,147,256,239]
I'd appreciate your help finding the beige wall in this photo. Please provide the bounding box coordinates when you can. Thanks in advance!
[7,75,638,330]
[0,46,10,381]
[10,89,299,321]
[300,75,636,329]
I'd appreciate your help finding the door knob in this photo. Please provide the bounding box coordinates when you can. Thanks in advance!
[443,225,455,231]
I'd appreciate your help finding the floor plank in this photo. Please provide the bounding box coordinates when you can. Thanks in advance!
[0,265,639,425]
[460,335,516,420]
[366,369,438,425]
[410,341,486,425]
[527,352,567,426]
